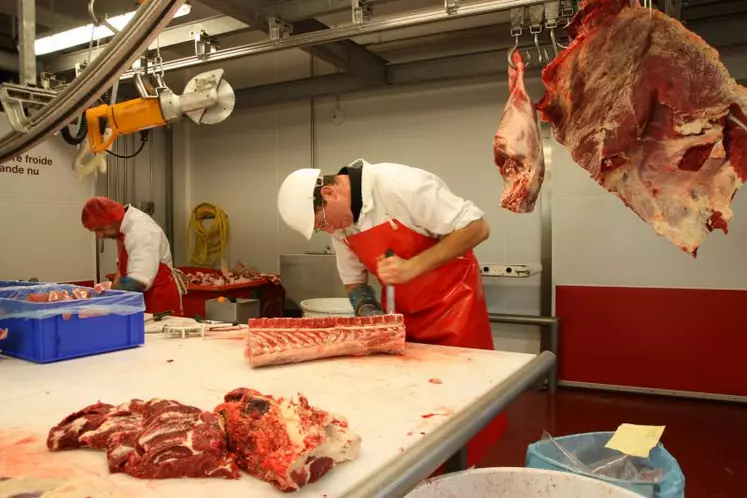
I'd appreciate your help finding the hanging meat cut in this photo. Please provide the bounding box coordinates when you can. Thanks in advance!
[537,0,747,256]
[47,398,240,480]
[494,49,546,213]
[214,388,361,492]
[245,314,407,367]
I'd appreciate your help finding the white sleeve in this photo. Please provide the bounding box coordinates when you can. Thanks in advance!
[330,236,368,286]
[382,166,485,236]
[123,227,161,290]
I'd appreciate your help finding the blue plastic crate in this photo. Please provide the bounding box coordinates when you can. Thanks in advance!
[525,431,685,498]
[0,284,145,363]
[0,280,48,289]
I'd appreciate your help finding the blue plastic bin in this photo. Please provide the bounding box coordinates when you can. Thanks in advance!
[0,280,48,289]
[525,432,684,498]
[0,284,145,363]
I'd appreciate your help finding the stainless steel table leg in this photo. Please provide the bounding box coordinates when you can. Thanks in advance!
[488,313,560,394]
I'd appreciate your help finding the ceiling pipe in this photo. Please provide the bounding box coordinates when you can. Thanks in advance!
[119,0,545,79]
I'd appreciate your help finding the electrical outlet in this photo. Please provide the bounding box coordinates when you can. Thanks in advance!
[479,263,542,278]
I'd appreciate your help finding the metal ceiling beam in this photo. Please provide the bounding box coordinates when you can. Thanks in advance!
[232,49,539,108]
[39,15,250,74]
[0,0,80,33]
[17,0,35,85]
[196,0,387,82]
[120,0,546,79]
[261,0,400,22]
[289,19,388,82]
[231,39,747,109]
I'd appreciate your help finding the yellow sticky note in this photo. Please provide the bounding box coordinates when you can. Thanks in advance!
[605,423,666,458]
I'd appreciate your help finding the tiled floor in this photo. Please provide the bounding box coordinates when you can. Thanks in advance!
[479,388,747,497]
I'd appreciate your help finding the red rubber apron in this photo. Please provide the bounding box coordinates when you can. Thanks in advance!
[117,235,183,316]
[344,218,507,468]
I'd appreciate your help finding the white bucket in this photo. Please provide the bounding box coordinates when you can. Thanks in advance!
[300,297,355,317]
[405,467,643,498]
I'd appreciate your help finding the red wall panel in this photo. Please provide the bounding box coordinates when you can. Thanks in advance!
[556,285,747,397]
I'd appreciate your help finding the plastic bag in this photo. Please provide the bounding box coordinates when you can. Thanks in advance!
[540,431,665,483]
[0,284,144,320]
[526,431,685,498]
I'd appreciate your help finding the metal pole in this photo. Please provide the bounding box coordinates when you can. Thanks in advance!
[17,0,36,86]
[310,56,316,170]
[343,351,556,498]
[119,0,546,79]
[123,136,129,205]
[488,313,559,394]
[164,126,175,255]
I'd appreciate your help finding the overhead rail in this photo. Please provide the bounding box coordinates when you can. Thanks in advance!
[119,0,548,79]
[0,0,186,164]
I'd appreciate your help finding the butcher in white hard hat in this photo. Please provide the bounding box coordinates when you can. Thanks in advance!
[277,159,505,466]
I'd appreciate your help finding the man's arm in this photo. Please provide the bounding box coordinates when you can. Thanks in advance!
[376,165,489,284]
[408,218,489,275]
[119,229,161,291]
[330,237,383,315]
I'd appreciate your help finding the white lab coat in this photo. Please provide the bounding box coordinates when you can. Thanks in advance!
[330,159,484,285]
[118,206,174,290]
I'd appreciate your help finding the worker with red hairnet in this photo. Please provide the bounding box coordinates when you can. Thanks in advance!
[81,196,184,315]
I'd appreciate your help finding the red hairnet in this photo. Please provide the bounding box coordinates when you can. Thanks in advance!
[81,196,125,230]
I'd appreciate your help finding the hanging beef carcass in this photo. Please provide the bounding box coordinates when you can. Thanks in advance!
[494,49,546,213]
[537,0,747,256]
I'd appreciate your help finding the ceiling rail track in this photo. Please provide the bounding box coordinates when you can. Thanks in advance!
[119,0,546,79]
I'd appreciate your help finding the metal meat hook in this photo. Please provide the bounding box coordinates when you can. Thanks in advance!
[507,7,525,70]
[88,0,119,35]
[549,28,569,54]
[533,31,545,66]
[507,35,520,69]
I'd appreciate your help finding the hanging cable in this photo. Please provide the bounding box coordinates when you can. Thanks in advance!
[107,130,150,159]
[187,203,230,266]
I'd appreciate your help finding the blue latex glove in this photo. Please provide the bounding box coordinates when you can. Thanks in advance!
[113,276,145,292]
[349,284,383,316]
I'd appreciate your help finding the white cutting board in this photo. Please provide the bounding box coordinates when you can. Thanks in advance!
[0,333,535,497]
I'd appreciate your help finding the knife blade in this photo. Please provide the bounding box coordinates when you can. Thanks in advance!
[384,249,396,314]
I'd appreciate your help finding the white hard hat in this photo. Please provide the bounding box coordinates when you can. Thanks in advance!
[278,168,321,240]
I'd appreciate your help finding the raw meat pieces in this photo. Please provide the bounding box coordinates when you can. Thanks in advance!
[494,49,546,213]
[188,260,281,288]
[27,287,93,303]
[46,389,361,490]
[214,388,361,492]
[47,398,240,480]
[245,314,407,367]
[537,0,747,256]
[47,401,115,451]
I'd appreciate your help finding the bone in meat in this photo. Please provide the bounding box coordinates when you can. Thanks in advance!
[245,314,407,368]
[214,388,361,492]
